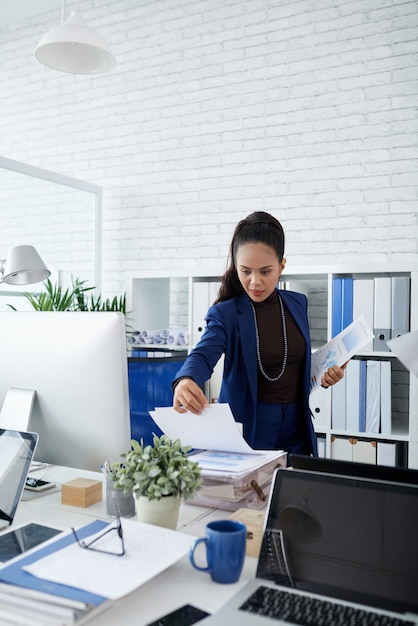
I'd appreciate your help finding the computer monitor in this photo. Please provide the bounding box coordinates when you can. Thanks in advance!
[0,312,131,471]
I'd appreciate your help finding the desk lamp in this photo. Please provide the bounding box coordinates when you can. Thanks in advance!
[0,245,50,286]
[0,245,51,431]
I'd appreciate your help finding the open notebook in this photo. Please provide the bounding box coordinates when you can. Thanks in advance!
[0,430,38,531]
[201,467,418,626]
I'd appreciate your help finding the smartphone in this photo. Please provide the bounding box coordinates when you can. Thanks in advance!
[146,604,210,626]
[24,477,56,492]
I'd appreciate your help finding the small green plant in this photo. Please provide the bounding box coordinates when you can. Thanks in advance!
[111,434,202,501]
[85,293,127,313]
[7,277,127,315]
[7,277,94,311]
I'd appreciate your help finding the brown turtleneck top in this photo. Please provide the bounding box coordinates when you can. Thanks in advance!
[252,290,306,404]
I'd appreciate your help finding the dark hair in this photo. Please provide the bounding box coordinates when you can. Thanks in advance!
[215,211,285,303]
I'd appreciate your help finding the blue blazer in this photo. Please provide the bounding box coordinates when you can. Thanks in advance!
[174,288,317,456]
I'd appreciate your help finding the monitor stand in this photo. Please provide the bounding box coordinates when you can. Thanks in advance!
[0,388,36,431]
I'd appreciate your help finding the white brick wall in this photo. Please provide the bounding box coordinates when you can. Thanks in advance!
[0,0,417,299]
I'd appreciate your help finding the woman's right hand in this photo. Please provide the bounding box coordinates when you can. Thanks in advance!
[173,378,209,415]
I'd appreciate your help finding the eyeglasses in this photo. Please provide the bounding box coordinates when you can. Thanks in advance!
[71,514,125,557]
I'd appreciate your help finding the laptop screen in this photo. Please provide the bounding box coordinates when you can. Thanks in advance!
[257,469,418,614]
[289,453,418,485]
[0,430,38,525]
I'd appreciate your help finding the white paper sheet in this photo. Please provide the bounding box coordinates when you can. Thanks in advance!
[149,403,260,454]
[310,315,374,392]
[388,330,418,378]
[24,519,194,600]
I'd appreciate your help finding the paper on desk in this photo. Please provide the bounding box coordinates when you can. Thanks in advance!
[190,449,286,476]
[310,315,374,392]
[24,519,194,600]
[388,330,418,378]
[0,520,108,608]
[149,403,259,454]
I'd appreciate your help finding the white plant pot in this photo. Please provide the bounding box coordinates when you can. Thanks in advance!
[135,495,181,529]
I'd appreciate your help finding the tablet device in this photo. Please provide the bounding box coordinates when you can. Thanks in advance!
[0,522,62,563]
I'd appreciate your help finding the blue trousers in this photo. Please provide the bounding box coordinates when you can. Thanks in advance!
[253,400,310,455]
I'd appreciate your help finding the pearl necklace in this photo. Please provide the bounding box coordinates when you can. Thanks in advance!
[250,295,288,382]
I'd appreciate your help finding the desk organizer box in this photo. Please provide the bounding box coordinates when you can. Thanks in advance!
[61,478,102,508]
[188,451,287,511]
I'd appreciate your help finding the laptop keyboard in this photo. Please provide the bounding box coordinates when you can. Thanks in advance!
[239,586,414,626]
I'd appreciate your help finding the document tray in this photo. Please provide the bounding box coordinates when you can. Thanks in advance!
[189,451,287,511]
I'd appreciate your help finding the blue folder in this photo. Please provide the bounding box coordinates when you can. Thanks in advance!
[332,277,353,336]
[341,277,353,330]
[0,519,109,606]
[332,277,343,337]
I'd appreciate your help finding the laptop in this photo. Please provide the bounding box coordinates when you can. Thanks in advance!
[0,429,38,531]
[201,467,418,625]
[289,453,418,485]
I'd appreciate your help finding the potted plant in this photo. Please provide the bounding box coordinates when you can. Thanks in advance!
[7,277,127,314]
[7,276,133,337]
[111,434,202,529]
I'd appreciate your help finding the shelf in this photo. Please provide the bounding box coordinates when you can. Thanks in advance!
[329,429,409,441]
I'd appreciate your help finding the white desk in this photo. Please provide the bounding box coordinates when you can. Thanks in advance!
[9,465,259,625]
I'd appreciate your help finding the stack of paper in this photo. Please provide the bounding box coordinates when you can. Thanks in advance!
[0,518,194,625]
[149,404,287,477]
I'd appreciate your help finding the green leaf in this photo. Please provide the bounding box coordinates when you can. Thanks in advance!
[113,434,202,501]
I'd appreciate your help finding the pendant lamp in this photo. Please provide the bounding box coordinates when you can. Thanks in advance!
[34,2,116,75]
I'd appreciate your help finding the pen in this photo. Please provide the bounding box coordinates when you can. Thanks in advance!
[100,461,112,475]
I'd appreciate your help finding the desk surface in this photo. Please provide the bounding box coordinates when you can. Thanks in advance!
[8,465,260,625]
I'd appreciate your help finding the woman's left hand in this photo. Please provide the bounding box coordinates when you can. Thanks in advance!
[321,362,347,388]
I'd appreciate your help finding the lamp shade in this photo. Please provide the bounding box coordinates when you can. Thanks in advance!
[1,246,51,286]
[34,9,116,75]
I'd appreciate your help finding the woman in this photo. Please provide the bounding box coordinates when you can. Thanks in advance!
[172,211,344,456]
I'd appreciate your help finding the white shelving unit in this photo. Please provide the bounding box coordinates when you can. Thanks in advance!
[283,264,418,470]
[129,264,418,469]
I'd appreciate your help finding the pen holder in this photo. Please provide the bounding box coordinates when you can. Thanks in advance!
[106,479,136,518]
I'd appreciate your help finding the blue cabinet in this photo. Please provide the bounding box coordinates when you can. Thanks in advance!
[128,354,186,447]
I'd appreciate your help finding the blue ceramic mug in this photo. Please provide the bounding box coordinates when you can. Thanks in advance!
[189,519,247,584]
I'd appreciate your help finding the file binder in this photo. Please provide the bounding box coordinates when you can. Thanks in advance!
[358,360,367,432]
[331,378,346,430]
[341,277,353,330]
[331,277,353,336]
[353,279,374,351]
[345,360,361,432]
[365,360,381,433]
[380,360,392,435]
[391,276,410,339]
[331,277,343,337]
[191,281,210,346]
[373,277,391,351]
[309,385,330,431]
